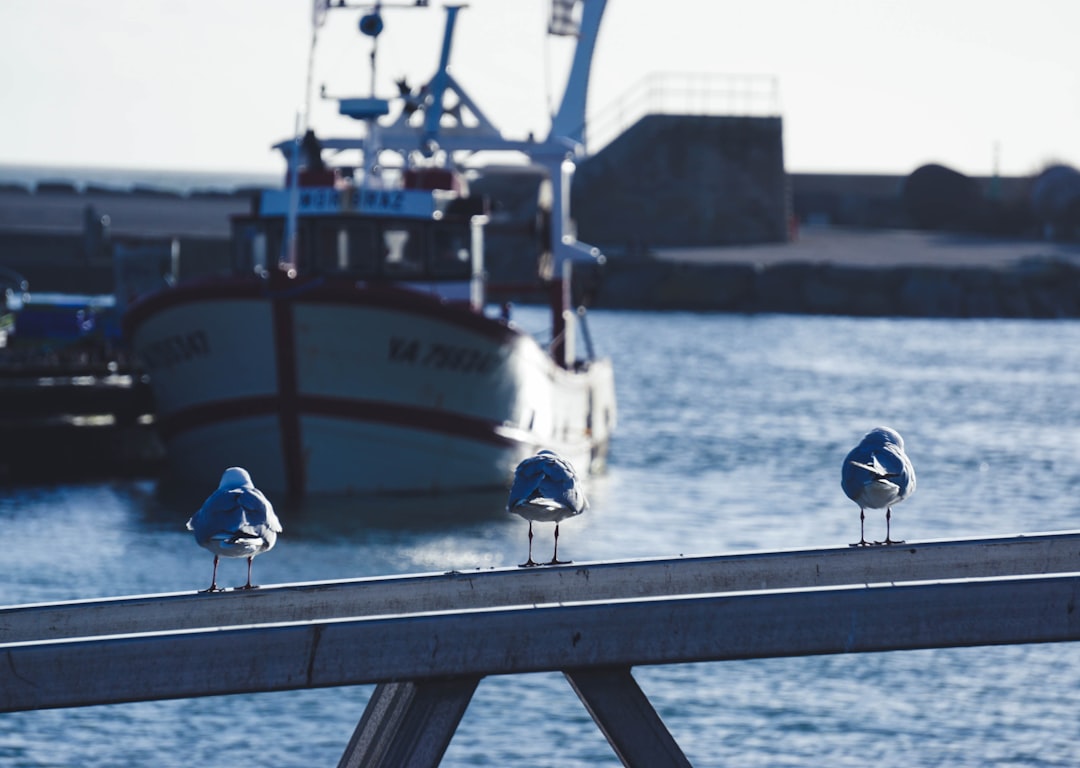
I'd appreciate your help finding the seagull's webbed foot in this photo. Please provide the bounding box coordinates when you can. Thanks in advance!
[880,509,903,546]
[239,583,260,590]
[849,511,875,547]
[547,524,571,566]
[201,584,224,593]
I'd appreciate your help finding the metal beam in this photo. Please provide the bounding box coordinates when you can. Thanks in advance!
[337,678,480,768]
[4,531,1079,643]
[3,573,1079,713]
[565,666,692,768]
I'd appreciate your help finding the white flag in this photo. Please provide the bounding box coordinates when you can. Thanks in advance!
[312,0,330,28]
[548,0,580,36]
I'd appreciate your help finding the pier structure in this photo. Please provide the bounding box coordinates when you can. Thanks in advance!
[0,362,162,480]
[3,531,1080,766]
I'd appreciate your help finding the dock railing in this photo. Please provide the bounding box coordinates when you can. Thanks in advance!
[3,531,1080,767]
[583,72,782,155]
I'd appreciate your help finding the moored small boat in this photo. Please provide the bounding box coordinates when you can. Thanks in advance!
[124,1,616,498]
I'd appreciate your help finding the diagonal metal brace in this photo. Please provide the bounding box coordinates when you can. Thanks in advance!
[338,677,481,768]
[565,666,693,768]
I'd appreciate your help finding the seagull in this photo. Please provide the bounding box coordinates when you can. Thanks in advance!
[507,450,588,567]
[841,427,916,546]
[187,467,282,592]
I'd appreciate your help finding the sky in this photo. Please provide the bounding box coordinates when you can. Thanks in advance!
[1,0,1078,179]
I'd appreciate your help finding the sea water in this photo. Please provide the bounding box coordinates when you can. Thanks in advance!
[2,309,1080,767]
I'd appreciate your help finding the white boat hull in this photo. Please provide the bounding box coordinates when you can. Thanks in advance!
[126,277,615,497]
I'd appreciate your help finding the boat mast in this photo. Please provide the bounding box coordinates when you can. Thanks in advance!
[273,0,608,303]
[548,0,606,149]
[539,0,606,273]
[422,5,462,155]
[281,2,333,277]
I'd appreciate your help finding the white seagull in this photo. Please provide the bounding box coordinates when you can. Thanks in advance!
[841,426,916,546]
[507,450,588,567]
[187,467,282,592]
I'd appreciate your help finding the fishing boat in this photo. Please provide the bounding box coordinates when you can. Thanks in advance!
[124,0,616,498]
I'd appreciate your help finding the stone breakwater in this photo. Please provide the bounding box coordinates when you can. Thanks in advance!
[587,229,1080,318]
[593,256,1080,317]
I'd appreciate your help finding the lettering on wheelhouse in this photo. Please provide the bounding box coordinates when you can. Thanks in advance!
[389,336,498,374]
[297,188,405,213]
[356,189,406,213]
[138,330,210,370]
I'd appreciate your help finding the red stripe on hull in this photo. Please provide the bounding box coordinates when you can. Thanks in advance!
[155,395,520,449]
[123,274,518,345]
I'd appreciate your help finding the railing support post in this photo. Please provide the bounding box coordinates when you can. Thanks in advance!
[337,676,481,768]
[565,666,693,768]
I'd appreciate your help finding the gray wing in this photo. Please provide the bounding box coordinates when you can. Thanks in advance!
[187,487,281,545]
[841,439,915,502]
[508,452,588,513]
[241,486,283,533]
[879,443,916,500]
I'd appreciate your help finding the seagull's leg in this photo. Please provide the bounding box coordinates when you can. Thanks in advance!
[202,555,222,593]
[548,522,571,565]
[241,556,256,589]
[850,509,871,547]
[883,507,904,545]
[519,521,540,567]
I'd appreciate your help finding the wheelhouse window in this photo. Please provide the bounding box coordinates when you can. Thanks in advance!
[381,224,425,275]
[233,220,284,276]
[431,225,472,278]
[232,216,475,282]
[303,220,378,275]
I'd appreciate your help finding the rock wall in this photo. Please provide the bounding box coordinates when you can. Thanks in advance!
[590,256,1080,318]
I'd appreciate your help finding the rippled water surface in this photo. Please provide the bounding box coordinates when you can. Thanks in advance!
[3,310,1080,766]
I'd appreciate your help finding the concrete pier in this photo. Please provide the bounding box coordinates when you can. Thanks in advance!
[594,228,1080,316]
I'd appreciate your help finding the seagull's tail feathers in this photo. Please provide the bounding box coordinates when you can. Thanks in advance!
[515,496,564,513]
[848,458,898,480]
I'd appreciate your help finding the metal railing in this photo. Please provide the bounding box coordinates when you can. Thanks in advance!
[2,530,1079,767]
[584,72,782,155]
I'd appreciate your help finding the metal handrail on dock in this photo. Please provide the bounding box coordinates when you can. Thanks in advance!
[2,531,1080,767]
[584,71,782,154]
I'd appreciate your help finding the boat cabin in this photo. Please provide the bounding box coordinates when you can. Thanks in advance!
[232,181,488,306]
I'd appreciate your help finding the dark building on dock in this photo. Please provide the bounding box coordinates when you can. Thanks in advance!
[573,114,789,251]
